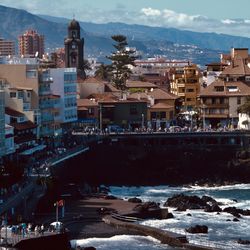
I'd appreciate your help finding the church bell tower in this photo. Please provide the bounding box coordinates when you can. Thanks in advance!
[64,19,85,76]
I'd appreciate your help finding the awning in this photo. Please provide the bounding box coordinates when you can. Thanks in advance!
[20,144,47,156]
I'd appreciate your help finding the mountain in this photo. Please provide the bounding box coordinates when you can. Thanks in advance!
[39,14,250,51]
[2,5,250,65]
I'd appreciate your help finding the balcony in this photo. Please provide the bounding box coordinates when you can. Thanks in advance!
[39,76,53,83]
[204,113,229,118]
[203,103,229,108]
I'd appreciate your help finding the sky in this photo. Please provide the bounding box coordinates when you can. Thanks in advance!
[1,0,250,37]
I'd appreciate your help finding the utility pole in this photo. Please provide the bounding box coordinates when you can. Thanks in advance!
[141,113,144,129]
[203,104,206,130]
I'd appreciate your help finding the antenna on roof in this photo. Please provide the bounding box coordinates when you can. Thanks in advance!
[73,13,75,19]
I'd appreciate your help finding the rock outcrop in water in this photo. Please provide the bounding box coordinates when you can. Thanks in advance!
[185,225,208,234]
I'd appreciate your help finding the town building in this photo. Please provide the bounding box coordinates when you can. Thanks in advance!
[64,19,85,77]
[49,68,78,130]
[219,48,250,84]
[5,107,38,154]
[128,88,179,129]
[0,64,59,138]
[199,79,250,128]
[77,98,99,128]
[203,62,227,87]
[18,30,44,58]
[0,89,5,159]
[78,77,106,99]
[170,64,200,111]
[126,80,158,91]
[99,99,148,130]
[4,124,15,156]
[0,37,15,56]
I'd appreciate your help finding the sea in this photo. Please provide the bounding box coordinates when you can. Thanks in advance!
[72,184,250,250]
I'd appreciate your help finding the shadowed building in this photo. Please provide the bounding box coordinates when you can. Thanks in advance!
[64,19,85,78]
[0,37,15,56]
[18,30,44,58]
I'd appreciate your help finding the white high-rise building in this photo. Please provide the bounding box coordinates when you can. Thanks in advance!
[49,68,77,126]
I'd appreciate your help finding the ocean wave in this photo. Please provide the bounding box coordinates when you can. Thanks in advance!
[71,235,173,250]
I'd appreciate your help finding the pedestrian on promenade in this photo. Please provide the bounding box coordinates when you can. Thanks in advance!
[41,224,44,235]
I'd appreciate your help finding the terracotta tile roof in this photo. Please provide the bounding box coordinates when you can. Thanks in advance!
[126,80,158,88]
[79,77,106,84]
[5,107,24,117]
[149,88,178,100]
[99,99,147,104]
[199,79,250,97]
[77,107,88,111]
[77,99,98,107]
[87,92,120,102]
[104,83,120,92]
[150,102,174,109]
[220,58,250,76]
[11,121,37,131]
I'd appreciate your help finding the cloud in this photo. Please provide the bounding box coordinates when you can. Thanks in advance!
[221,19,237,24]
[141,7,161,17]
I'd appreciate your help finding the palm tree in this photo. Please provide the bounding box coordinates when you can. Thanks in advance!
[95,64,112,81]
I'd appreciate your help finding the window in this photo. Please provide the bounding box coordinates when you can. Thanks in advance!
[27,92,31,98]
[26,70,37,78]
[151,112,156,119]
[10,92,16,98]
[186,88,194,92]
[18,91,23,99]
[227,86,238,92]
[160,112,166,119]
[214,86,224,92]
[88,108,94,115]
[237,97,241,105]
[130,104,138,115]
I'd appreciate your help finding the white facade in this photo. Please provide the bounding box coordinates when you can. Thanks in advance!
[238,113,250,130]
[0,90,5,158]
[49,68,77,124]
[5,124,15,155]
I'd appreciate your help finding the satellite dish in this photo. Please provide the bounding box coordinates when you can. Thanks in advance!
[35,51,39,58]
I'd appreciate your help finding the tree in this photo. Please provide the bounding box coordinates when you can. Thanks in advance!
[107,35,136,90]
[95,64,112,81]
[238,96,250,114]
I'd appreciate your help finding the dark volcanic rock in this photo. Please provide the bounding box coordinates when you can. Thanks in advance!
[131,201,168,219]
[201,195,218,205]
[128,197,142,203]
[104,195,118,200]
[222,206,250,217]
[233,218,240,222]
[164,194,207,210]
[185,225,208,234]
[204,204,222,213]
[237,238,250,245]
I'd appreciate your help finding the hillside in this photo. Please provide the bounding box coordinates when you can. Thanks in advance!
[4,5,250,64]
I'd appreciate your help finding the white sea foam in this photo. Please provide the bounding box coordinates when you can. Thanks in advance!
[108,184,250,249]
[71,235,174,250]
